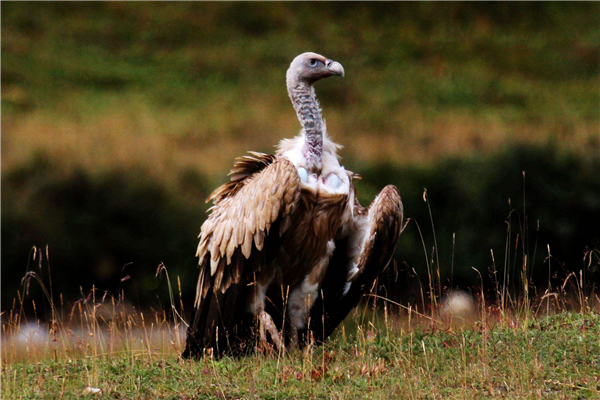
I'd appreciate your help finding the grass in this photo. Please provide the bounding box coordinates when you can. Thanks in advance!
[2,3,599,179]
[2,296,599,399]
[2,246,599,399]
[2,203,599,399]
[3,198,599,399]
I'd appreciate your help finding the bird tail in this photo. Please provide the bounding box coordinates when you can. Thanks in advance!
[183,275,254,359]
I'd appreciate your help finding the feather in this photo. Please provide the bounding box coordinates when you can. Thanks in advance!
[232,250,244,283]
[246,212,256,235]
[270,199,281,222]
[226,234,238,265]
[214,258,227,291]
[210,255,220,276]
[242,228,253,259]
[219,225,233,258]
[254,230,265,251]
[280,215,292,236]
[271,182,280,195]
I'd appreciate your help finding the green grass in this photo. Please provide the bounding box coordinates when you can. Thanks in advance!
[2,1,599,309]
[2,3,598,177]
[2,311,599,399]
[3,257,598,399]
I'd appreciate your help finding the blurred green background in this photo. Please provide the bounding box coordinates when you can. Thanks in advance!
[2,3,599,312]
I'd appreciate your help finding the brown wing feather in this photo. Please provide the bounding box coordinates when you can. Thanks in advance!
[308,184,404,342]
[194,153,301,308]
[206,152,277,204]
[352,185,403,280]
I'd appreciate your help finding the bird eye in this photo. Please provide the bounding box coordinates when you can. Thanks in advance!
[309,59,318,67]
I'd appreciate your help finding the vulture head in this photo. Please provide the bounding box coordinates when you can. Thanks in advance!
[287,52,345,86]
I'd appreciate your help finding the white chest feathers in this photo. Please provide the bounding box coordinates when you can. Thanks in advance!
[281,140,350,195]
[297,167,344,191]
[324,173,343,189]
[298,167,308,183]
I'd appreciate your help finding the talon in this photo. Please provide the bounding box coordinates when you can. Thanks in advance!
[258,311,285,354]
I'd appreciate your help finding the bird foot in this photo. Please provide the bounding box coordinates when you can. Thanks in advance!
[258,311,285,354]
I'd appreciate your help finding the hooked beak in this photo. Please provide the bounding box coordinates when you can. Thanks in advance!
[325,59,345,78]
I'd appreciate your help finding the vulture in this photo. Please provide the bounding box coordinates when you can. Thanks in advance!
[183,52,404,358]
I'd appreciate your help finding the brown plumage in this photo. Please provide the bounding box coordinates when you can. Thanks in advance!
[308,185,404,343]
[183,53,404,358]
[195,153,301,301]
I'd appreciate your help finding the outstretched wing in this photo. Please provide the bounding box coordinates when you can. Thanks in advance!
[309,185,404,342]
[184,153,301,358]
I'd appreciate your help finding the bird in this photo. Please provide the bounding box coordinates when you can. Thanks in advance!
[183,52,404,358]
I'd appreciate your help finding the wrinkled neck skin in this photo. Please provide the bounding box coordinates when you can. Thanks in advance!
[287,76,323,172]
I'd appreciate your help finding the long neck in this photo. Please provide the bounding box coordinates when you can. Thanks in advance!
[287,79,323,170]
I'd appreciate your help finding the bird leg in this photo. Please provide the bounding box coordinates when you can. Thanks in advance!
[288,290,316,349]
[248,278,284,354]
[290,322,299,349]
[258,310,285,354]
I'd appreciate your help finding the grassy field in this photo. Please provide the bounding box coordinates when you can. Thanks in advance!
[2,3,598,179]
[3,255,598,399]
[2,305,599,399]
